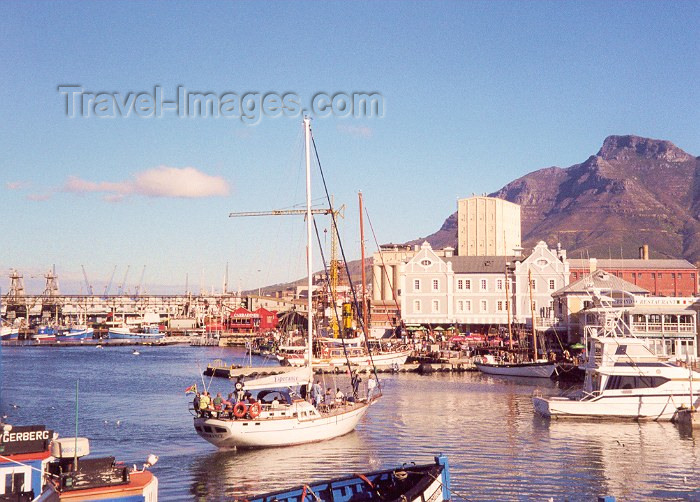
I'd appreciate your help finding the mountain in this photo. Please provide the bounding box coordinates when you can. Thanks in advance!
[419,135,700,262]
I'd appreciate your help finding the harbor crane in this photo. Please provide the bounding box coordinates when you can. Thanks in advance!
[229,204,345,336]
[81,265,94,296]
[134,265,146,297]
[117,265,130,296]
[103,265,117,297]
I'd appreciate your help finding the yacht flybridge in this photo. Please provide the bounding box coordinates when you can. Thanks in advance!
[192,118,377,449]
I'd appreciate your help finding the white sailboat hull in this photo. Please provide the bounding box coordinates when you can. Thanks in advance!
[194,402,370,448]
[533,392,700,421]
[475,361,555,378]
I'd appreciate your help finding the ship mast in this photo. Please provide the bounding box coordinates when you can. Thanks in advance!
[359,191,369,336]
[304,116,314,377]
[528,267,538,361]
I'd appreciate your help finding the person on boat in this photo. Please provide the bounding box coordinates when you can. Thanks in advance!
[192,392,201,415]
[311,380,323,406]
[213,392,224,411]
[367,374,377,399]
[199,391,212,418]
[271,396,280,409]
[335,388,345,405]
[352,374,361,398]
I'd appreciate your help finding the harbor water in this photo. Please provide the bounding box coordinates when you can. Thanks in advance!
[1,345,698,501]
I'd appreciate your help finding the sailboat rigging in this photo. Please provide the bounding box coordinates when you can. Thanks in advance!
[192,117,378,449]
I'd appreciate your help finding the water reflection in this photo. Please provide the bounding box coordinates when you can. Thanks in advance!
[189,432,378,501]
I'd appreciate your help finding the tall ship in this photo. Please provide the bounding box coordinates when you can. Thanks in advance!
[192,118,379,449]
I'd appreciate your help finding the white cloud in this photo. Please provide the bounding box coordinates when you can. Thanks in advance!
[63,166,230,200]
[336,124,373,138]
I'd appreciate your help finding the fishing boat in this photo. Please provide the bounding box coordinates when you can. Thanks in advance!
[0,423,159,501]
[108,324,163,341]
[192,118,378,449]
[239,454,451,502]
[33,325,60,342]
[58,325,94,341]
[0,325,19,341]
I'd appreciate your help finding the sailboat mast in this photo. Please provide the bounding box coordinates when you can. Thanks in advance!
[528,268,538,360]
[505,262,513,351]
[304,117,314,372]
[359,191,368,336]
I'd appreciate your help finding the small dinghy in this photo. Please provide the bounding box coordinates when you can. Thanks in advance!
[240,454,450,502]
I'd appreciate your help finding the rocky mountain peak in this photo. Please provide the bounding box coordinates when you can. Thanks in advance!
[597,135,693,163]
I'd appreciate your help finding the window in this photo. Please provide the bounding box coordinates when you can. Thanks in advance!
[638,273,642,279]
[658,273,663,279]
[465,279,471,290]
[572,272,578,279]
[549,279,555,290]
[465,300,472,312]
[530,279,536,291]
[678,273,682,279]
[413,279,421,291]
[420,259,432,266]
[432,279,439,291]
[480,279,487,291]
[497,300,504,311]
[457,279,464,290]
[480,300,487,313]
[496,279,503,291]
[432,300,439,313]
[605,375,669,390]
[457,300,464,312]
[414,300,421,312]
[652,273,656,279]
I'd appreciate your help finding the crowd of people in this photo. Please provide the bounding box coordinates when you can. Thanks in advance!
[192,374,379,419]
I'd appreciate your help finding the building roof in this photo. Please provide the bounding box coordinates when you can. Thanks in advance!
[568,258,696,270]
[445,256,520,273]
[554,269,649,296]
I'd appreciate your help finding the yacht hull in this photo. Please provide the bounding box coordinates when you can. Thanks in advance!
[475,361,555,378]
[533,393,700,421]
[194,402,370,449]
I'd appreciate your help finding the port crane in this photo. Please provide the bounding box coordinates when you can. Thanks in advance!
[117,265,130,296]
[81,265,94,296]
[134,265,146,297]
[103,265,117,297]
[229,204,345,336]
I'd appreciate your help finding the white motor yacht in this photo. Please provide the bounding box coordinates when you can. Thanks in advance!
[533,336,700,420]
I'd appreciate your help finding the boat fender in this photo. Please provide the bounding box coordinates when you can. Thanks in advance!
[248,402,262,418]
[233,402,248,418]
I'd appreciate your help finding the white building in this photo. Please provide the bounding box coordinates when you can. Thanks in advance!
[399,241,569,329]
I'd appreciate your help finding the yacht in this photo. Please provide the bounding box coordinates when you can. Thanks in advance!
[533,335,700,420]
[192,117,377,449]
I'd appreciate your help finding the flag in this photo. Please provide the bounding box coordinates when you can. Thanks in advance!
[185,383,197,395]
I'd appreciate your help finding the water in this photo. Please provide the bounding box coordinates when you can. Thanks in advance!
[1,345,699,501]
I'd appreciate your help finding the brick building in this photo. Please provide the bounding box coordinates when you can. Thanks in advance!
[568,257,698,297]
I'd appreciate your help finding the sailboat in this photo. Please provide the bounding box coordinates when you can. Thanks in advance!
[475,267,555,378]
[192,117,376,449]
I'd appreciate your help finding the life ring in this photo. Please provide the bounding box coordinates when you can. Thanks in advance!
[233,402,248,418]
[248,402,262,418]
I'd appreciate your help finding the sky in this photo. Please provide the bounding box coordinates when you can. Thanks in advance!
[1,1,699,295]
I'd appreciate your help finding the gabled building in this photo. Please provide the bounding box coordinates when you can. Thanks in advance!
[399,241,569,332]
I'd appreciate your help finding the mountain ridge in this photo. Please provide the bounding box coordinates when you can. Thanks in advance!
[417,135,700,264]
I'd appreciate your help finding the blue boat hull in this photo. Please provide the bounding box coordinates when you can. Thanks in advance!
[246,455,450,502]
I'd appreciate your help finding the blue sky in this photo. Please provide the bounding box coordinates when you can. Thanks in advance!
[1,1,699,294]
